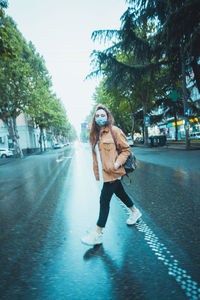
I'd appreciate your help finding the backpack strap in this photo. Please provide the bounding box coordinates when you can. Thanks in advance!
[110,126,117,150]
[110,126,132,184]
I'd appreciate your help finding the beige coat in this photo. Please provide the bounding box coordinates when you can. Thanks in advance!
[92,126,131,182]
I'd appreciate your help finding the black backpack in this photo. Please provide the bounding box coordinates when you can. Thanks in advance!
[123,151,137,174]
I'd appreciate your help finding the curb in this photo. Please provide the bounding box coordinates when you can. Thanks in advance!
[133,144,200,151]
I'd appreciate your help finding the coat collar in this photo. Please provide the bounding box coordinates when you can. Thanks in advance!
[100,126,109,134]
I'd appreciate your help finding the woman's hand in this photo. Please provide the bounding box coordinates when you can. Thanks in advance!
[114,161,121,170]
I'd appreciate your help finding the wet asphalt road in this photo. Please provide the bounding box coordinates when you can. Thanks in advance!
[0,143,199,300]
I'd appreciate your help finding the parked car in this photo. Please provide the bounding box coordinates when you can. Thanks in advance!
[126,136,134,147]
[53,143,65,149]
[53,143,61,149]
[134,137,144,143]
[189,132,200,140]
[0,148,13,158]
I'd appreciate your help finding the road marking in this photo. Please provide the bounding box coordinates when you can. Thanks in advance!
[135,220,200,299]
[120,202,200,299]
[56,157,72,163]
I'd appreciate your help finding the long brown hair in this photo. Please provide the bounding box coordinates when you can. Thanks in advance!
[90,104,114,150]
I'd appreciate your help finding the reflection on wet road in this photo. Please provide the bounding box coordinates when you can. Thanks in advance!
[0,143,199,299]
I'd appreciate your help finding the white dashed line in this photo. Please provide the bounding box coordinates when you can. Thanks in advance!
[119,202,200,299]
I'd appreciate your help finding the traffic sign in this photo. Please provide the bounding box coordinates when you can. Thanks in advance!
[145,116,150,126]
[184,108,192,116]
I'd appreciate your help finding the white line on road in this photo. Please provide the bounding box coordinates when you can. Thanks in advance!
[120,203,200,299]
[135,220,200,299]
[56,157,73,163]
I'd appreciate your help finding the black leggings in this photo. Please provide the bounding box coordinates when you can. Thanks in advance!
[97,180,134,228]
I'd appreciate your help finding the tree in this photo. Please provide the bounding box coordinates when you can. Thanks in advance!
[0,1,8,8]
[154,94,183,141]
[47,97,70,143]
[126,0,200,148]
[93,82,133,134]
[89,14,162,145]
[26,89,69,152]
[67,124,77,142]
[0,14,72,156]
[23,43,54,152]
[0,16,68,155]
[0,2,20,58]
[0,17,36,157]
[93,77,150,144]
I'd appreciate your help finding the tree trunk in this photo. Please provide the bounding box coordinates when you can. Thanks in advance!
[5,117,23,158]
[142,124,144,141]
[43,132,46,151]
[39,126,44,152]
[191,56,200,94]
[130,114,135,143]
[142,101,148,146]
[174,114,178,141]
[180,43,190,150]
[127,96,135,145]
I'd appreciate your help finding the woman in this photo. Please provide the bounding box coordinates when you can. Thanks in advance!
[81,104,142,246]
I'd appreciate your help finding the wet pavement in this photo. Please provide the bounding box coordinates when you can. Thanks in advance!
[0,143,199,300]
[132,145,200,173]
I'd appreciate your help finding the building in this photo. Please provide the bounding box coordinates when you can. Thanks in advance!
[148,73,200,140]
[0,114,52,154]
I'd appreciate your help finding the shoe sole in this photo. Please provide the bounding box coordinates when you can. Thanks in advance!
[126,215,142,226]
[81,239,103,246]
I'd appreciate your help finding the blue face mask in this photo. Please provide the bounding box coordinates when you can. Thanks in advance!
[95,116,107,126]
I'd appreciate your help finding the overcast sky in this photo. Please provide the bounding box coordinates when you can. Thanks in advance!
[7,0,128,135]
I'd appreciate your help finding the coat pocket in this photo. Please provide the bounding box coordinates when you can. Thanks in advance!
[102,139,115,151]
[100,140,118,172]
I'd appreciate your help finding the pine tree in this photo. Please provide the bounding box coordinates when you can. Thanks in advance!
[126,0,200,148]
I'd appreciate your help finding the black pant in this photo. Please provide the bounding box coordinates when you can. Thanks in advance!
[97,180,134,228]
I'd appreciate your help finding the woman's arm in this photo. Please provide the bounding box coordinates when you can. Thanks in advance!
[112,127,131,168]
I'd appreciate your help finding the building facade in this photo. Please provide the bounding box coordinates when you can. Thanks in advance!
[0,114,52,154]
[148,78,200,140]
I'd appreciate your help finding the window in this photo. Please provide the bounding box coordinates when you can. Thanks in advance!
[0,137,4,144]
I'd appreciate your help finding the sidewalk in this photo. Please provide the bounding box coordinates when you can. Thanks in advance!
[166,141,200,150]
[135,140,200,150]
[132,143,200,174]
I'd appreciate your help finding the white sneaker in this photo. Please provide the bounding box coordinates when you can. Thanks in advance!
[126,208,142,225]
[81,231,103,246]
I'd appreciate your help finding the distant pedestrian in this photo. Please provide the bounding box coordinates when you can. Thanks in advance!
[81,104,142,246]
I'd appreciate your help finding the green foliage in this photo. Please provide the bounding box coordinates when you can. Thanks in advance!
[0,14,72,154]
[89,18,163,144]
[0,10,20,58]
[0,17,34,120]
[92,80,134,134]
[25,83,70,139]
[67,124,77,141]
[126,0,200,92]
[0,1,8,9]
[88,0,200,148]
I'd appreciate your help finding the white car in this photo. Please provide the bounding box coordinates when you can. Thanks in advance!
[53,143,64,149]
[189,132,200,140]
[0,148,13,158]
[126,136,134,147]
